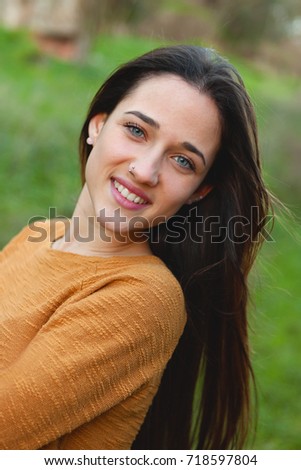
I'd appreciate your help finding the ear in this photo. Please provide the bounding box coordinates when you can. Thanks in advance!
[186,184,213,205]
[87,113,107,146]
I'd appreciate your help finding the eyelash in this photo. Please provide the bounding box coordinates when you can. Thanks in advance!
[173,155,195,171]
[124,121,195,171]
[124,122,145,139]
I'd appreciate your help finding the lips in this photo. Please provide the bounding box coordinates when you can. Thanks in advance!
[112,177,151,205]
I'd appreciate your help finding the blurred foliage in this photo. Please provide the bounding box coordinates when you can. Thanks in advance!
[97,0,152,25]
[250,218,301,449]
[215,0,301,51]
[96,0,301,53]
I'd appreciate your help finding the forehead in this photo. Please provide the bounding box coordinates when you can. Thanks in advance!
[114,74,221,154]
[116,74,220,125]
[122,74,202,109]
[129,73,197,95]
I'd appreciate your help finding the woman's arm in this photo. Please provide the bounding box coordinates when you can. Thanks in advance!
[0,277,185,449]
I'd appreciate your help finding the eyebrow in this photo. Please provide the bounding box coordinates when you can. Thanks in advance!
[182,141,206,166]
[124,111,160,129]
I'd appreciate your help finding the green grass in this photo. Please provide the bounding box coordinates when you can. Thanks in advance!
[249,219,301,449]
[1,28,300,449]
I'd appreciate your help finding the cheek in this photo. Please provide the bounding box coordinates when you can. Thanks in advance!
[93,138,128,167]
[160,176,205,216]
[160,187,190,215]
[85,150,98,183]
[85,143,109,177]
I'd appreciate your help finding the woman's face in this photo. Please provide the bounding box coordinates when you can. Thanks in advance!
[85,74,221,236]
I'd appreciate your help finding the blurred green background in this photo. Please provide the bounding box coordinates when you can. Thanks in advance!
[0,0,300,450]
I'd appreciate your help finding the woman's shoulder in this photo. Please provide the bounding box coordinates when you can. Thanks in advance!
[94,257,187,338]
[111,255,185,311]
[1,218,65,257]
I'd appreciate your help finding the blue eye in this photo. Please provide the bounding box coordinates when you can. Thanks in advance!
[174,155,194,170]
[125,122,145,138]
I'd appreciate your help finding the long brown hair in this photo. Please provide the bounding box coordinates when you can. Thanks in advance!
[79,45,271,449]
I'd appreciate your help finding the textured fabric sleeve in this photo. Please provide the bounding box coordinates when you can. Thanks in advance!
[0,225,31,260]
[0,276,186,449]
[0,219,64,260]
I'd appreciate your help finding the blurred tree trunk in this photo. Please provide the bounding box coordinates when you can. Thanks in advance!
[0,0,103,60]
[29,0,102,60]
[0,0,150,60]
[0,0,32,28]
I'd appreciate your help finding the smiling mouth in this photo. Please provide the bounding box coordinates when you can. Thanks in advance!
[113,180,149,205]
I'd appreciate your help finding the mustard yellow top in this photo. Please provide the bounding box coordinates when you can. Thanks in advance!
[0,220,186,450]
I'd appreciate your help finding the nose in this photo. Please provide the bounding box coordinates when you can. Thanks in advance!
[130,149,161,187]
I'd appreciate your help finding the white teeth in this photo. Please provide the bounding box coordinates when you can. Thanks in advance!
[113,180,147,205]
[121,188,129,197]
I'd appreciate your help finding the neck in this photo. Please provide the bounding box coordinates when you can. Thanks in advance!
[52,185,152,258]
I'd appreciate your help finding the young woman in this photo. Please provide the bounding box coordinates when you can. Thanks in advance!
[0,45,271,450]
